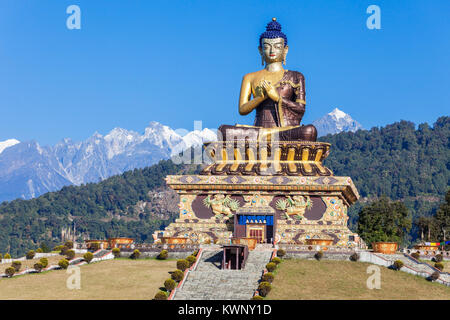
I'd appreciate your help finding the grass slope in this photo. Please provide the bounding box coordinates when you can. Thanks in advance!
[267,259,450,300]
[0,259,174,299]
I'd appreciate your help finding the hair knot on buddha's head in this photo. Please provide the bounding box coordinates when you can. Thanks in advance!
[259,17,288,47]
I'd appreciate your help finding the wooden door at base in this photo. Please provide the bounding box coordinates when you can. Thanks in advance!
[247,224,265,243]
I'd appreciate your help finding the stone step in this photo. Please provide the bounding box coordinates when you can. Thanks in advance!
[375,253,450,282]
[173,249,273,300]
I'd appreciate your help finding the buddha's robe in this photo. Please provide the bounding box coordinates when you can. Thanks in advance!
[219,70,317,142]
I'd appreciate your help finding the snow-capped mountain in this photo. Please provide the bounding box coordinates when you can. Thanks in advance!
[0,123,217,202]
[313,108,363,137]
[0,139,20,154]
[0,109,361,203]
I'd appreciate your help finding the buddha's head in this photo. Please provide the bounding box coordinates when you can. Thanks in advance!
[259,18,289,65]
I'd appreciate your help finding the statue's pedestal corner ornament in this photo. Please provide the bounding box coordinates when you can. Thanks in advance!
[157,18,362,250]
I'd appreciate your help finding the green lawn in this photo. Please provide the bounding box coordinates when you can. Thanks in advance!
[0,259,175,299]
[267,259,450,300]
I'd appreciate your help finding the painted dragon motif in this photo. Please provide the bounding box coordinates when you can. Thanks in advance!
[276,195,312,220]
[203,194,240,218]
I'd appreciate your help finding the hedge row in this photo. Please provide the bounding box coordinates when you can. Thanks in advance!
[252,249,286,299]
[154,250,199,300]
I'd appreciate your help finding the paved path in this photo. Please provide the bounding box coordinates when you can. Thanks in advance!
[174,248,273,300]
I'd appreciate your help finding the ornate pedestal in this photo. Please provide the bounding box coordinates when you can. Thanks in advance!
[160,173,360,248]
[156,134,362,249]
[201,140,333,176]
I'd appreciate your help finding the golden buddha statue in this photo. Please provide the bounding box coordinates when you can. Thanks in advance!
[202,18,332,177]
[219,18,317,142]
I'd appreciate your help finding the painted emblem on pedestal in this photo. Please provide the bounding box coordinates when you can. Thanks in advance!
[242,193,272,208]
[203,194,240,218]
[276,195,312,220]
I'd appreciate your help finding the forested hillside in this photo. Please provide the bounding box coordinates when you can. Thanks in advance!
[0,117,448,256]
[0,160,200,256]
[322,116,449,240]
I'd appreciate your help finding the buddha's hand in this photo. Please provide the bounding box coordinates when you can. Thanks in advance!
[254,85,266,99]
[261,80,279,102]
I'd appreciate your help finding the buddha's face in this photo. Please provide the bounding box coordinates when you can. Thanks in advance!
[259,38,288,64]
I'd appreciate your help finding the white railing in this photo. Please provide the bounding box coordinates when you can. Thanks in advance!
[359,251,450,287]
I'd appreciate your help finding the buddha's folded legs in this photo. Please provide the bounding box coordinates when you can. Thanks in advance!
[218,124,317,142]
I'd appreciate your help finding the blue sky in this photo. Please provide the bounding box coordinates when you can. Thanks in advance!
[0,0,449,145]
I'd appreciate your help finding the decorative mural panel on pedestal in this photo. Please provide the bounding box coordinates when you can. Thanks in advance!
[159,174,360,248]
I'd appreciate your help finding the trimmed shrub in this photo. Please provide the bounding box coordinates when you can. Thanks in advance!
[411,252,420,260]
[64,241,74,249]
[65,249,76,260]
[154,291,168,300]
[261,272,274,283]
[186,255,197,267]
[164,278,177,292]
[0,253,2,260]
[4,253,11,259]
[130,249,141,259]
[40,258,49,268]
[12,261,22,272]
[171,269,184,282]
[315,251,324,261]
[433,254,443,263]
[192,250,199,257]
[40,243,51,253]
[26,250,36,260]
[258,282,272,297]
[5,267,15,277]
[90,242,100,252]
[34,262,44,273]
[36,248,43,253]
[58,259,69,269]
[350,253,359,262]
[265,262,276,272]
[53,245,64,252]
[157,250,168,260]
[83,252,94,263]
[251,295,264,300]
[434,262,444,271]
[271,257,281,265]
[177,259,190,271]
[112,248,120,258]
[60,246,69,256]
[429,271,440,281]
[277,249,286,258]
[393,260,404,270]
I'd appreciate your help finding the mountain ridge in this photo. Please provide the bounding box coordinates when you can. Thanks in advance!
[0,123,216,202]
[0,109,357,202]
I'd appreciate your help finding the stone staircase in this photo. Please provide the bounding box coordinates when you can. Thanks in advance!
[93,249,110,258]
[374,253,450,284]
[174,249,273,300]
